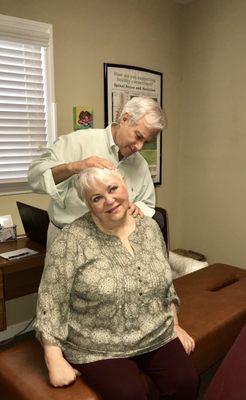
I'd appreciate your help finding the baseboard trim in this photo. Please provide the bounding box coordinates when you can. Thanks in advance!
[0,319,34,341]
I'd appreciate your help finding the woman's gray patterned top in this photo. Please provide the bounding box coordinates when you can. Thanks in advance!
[35,213,180,364]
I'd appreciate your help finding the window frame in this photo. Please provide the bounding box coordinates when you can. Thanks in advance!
[0,13,56,195]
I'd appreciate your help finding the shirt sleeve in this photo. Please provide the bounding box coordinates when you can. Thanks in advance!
[134,161,156,217]
[28,134,79,208]
[34,228,82,348]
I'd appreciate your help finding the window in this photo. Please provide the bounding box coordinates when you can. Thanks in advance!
[0,14,56,194]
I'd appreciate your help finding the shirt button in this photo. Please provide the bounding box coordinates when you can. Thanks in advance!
[138,267,141,270]
[131,187,134,192]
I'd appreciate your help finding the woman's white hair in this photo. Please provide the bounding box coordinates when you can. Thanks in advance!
[117,96,167,131]
[75,167,124,204]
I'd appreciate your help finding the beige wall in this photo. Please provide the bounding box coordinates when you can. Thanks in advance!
[175,0,246,267]
[0,0,182,327]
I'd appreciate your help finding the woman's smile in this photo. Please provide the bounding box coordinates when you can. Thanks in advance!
[106,204,121,214]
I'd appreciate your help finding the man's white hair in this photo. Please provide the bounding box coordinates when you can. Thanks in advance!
[75,167,124,203]
[117,96,167,131]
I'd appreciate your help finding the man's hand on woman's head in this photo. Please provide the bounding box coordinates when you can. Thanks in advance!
[69,156,116,174]
[52,156,116,185]
[128,203,144,218]
[173,325,195,355]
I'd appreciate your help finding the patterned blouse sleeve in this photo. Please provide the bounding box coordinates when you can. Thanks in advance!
[34,228,83,348]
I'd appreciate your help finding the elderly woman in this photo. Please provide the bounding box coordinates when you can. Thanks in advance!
[35,168,198,400]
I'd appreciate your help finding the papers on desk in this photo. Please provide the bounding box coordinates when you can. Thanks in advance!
[0,214,17,242]
[0,247,39,260]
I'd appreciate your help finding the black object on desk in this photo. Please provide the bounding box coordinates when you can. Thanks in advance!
[16,202,49,246]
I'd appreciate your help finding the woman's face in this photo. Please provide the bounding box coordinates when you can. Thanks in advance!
[85,176,130,225]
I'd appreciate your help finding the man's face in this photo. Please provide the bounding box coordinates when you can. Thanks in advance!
[115,114,159,158]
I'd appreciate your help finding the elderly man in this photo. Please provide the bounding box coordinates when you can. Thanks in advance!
[28,97,165,246]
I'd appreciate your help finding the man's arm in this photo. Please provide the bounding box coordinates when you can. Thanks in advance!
[51,156,116,184]
[28,132,116,196]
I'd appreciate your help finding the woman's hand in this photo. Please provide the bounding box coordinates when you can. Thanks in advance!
[42,338,80,387]
[128,202,144,218]
[48,356,80,387]
[174,324,195,355]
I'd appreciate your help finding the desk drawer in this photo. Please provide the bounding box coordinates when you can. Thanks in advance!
[4,256,44,300]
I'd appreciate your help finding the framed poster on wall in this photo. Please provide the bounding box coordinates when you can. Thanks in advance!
[104,63,163,184]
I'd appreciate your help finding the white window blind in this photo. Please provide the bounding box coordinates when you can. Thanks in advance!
[0,14,56,194]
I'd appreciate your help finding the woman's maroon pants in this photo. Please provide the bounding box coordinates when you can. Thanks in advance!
[72,338,199,400]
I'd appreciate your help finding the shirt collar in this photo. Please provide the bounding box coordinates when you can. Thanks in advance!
[106,124,119,151]
[106,123,137,162]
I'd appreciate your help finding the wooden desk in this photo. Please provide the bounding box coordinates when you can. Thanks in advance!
[0,237,46,331]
